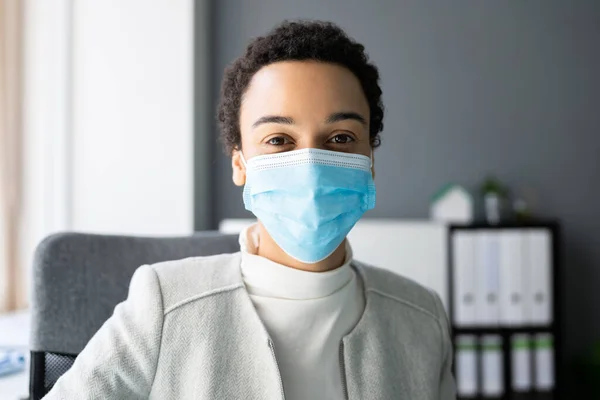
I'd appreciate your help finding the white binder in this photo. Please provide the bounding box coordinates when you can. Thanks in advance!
[511,334,532,392]
[526,229,553,325]
[455,335,478,398]
[452,231,477,326]
[534,333,555,391]
[481,335,504,397]
[499,230,526,325]
[475,231,500,326]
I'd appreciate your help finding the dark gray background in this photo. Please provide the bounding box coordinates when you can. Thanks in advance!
[196,0,600,380]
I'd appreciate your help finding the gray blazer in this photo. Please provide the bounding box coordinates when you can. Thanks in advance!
[43,253,456,399]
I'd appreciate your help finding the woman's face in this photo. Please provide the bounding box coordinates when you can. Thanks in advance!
[232,61,373,186]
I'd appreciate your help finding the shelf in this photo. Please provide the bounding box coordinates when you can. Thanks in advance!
[448,223,562,398]
[450,221,559,230]
[452,326,555,335]
[458,393,554,400]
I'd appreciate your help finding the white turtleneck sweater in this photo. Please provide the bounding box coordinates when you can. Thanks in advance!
[239,225,365,400]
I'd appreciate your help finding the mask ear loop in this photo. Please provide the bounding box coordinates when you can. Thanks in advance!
[370,149,374,168]
[239,151,247,168]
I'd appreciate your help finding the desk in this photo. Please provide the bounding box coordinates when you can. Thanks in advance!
[0,310,30,400]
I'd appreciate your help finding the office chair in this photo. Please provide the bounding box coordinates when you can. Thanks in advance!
[29,231,239,400]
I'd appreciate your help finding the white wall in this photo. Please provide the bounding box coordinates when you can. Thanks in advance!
[71,0,193,235]
[21,0,194,304]
[22,0,73,306]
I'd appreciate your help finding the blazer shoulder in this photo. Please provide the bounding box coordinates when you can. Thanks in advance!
[148,252,243,314]
[354,260,443,321]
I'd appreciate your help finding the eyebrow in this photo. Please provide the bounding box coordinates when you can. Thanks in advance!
[252,115,295,129]
[325,111,367,126]
[252,111,367,129]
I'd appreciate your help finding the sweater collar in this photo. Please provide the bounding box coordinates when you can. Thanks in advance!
[239,224,355,300]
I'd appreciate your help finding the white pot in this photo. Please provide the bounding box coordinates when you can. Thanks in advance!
[485,193,501,225]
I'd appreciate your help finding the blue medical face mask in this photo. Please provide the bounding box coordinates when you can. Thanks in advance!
[242,148,376,264]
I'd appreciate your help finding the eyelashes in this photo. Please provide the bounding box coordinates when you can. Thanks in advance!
[265,133,356,147]
[267,136,291,146]
[328,134,355,144]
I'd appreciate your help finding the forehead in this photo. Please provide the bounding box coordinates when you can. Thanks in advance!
[240,61,369,123]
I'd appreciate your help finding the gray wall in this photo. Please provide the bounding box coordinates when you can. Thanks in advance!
[203,0,600,370]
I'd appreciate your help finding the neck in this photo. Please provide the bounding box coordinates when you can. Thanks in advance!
[255,222,347,272]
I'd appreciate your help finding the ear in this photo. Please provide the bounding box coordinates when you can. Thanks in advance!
[370,149,376,179]
[232,149,246,186]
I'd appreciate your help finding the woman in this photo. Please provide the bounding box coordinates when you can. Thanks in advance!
[45,20,455,399]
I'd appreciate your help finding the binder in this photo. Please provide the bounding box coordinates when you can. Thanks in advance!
[499,230,526,325]
[534,333,555,391]
[455,335,478,397]
[452,231,477,326]
[511,334,532,392]
[481,335,504,397]
[526,229,553,325]
[475,231,500,326]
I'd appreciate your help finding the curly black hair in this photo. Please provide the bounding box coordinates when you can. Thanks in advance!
[217,20,384,154]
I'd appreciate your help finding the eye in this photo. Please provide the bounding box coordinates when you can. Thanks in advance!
[267,136,290,146]
[328,133,355,144]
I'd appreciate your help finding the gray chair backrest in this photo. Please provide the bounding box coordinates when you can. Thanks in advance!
[29,231,239,399]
